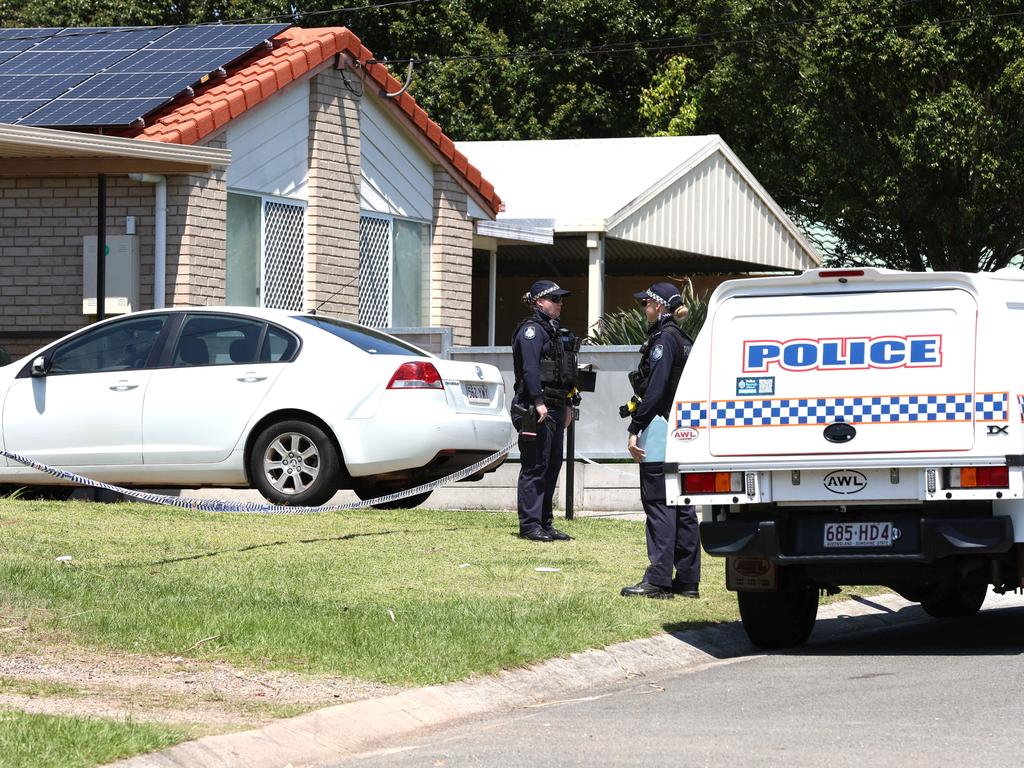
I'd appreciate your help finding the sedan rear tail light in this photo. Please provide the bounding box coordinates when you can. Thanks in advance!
[681,472,743,494]
[946,466,1009,489]
[387,361,443,390]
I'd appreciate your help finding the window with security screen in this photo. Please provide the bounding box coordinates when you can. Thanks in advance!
[226,192,306,311]
[358,214,430,328]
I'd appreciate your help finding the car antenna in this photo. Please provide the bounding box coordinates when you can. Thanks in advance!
[310,274,358,316]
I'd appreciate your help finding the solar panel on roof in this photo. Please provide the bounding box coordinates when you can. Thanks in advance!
[2,51,127,75]
[0,100,47,122]
[0,23,289,127]
[107,49,242,74]
[59,73,197,99]
[0,74,82,99]
[24,96,175,126]
[31,26,167,51]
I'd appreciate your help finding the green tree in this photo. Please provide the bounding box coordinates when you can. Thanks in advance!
[354,0,687,140]
[642,0,1024,272]
[0,0,687,141]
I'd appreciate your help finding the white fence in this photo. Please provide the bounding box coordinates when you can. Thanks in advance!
[450,344,641,460]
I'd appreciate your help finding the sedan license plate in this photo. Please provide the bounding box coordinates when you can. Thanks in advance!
[824,521,893,548]
[465,383,489,401]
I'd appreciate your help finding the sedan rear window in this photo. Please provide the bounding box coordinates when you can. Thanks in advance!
[295,316,425,356]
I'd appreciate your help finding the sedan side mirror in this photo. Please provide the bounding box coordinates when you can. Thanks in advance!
[30,356,49,377]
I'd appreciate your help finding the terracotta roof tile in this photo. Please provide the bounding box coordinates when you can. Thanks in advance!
[127,26,501,215]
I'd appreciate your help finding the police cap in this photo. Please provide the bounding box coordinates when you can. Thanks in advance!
[527,280,571,302]
[634,281,683,309]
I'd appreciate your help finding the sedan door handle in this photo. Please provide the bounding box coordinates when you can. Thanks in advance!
[109,382,139,392]
[237,375,268,383]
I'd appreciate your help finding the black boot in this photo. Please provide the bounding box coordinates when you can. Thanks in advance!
[620,581,673,599]
[672,582,700,598]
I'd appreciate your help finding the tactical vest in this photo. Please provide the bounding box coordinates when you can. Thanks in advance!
[630,322,692,401]
[512,317,580,401]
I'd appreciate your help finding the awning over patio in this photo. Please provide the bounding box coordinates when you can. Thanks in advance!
[0,122,230,175]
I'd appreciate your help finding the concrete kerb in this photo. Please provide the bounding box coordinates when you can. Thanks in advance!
[106,590,985,768]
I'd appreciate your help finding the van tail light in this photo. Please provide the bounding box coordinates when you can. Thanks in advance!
[682,472,743,494]
[946,466,1009,489]
[387,361,443,390]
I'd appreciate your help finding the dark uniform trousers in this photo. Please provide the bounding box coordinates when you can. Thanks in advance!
[517,405,565,534]
[640,462,700,588]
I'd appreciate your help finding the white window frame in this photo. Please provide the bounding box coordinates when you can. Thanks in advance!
[359,212,432,328]
[227,190,307,311]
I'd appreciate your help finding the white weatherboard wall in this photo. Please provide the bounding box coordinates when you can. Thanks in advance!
[360,95,433,220]
[225,80,309,199]
[610,150,809,271]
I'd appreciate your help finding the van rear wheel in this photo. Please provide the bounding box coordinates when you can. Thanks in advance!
[920,582,988,618]
[738,579,819,649]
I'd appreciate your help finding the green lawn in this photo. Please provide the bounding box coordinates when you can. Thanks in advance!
[0,710,186,768]
[0,498,883,688]
[0,498,747,686]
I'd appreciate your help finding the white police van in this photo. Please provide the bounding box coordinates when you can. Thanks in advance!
[666,267,1024,647]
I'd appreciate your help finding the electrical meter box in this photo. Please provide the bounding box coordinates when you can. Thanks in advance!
[82,235,139,315]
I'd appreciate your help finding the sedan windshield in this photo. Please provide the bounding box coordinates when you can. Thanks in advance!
[294,315,427,356]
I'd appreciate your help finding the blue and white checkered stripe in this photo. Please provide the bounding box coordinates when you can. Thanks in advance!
[677,393,1007,428]
[676,401,707,428]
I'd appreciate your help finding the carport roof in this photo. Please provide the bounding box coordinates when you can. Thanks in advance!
[458,135,821,271]
[0,121,230,175]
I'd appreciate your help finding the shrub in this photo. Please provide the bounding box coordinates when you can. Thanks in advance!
[587,291,708,345]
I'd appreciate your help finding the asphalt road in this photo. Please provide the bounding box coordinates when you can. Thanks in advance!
[339,599,1024,767]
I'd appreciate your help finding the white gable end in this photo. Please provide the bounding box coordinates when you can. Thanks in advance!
[608,149,819,271]
[225,79,309,200]
[360,94,433,221]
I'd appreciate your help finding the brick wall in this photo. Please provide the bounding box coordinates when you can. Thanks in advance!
[306,67,360,319]
[430,167,473,345]
[165,168,227,308]
[0,176,155,358]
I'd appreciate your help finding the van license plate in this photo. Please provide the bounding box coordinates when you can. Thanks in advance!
[465,384,488,401]
[824,522,893,548]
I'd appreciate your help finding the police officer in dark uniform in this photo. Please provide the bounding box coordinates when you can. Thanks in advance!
[511,279,578,542]
[621,282,701,598]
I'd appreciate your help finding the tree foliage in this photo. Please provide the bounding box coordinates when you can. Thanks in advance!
[353,0,686,140]
[641,0,1024,272]
[0,0,685,141]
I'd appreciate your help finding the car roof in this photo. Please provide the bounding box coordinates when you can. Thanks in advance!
[125,305,312,328]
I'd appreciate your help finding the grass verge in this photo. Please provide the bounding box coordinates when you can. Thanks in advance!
[0,499,873,686]
[0,709,187,768]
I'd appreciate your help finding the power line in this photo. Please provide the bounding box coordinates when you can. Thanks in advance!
[378,6,1024,67]
[0,0,441,43]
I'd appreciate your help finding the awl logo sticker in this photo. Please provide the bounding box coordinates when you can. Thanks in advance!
[823,469,868,494]
[743,335,942,373]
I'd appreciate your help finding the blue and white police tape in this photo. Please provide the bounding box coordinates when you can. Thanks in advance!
[0,439,517,515]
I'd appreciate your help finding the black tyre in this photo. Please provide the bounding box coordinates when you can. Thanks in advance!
[920,582,988,618]
[738,582,819,649]
[249,420,339,506]
[354,486,433,510]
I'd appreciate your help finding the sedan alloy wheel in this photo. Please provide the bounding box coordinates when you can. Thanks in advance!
[250,419,340,506]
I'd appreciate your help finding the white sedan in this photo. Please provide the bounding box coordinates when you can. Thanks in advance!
[0,307,514,507]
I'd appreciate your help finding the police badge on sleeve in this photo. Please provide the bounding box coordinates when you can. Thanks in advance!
[524,326,536,339]
[651,343,664,361]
